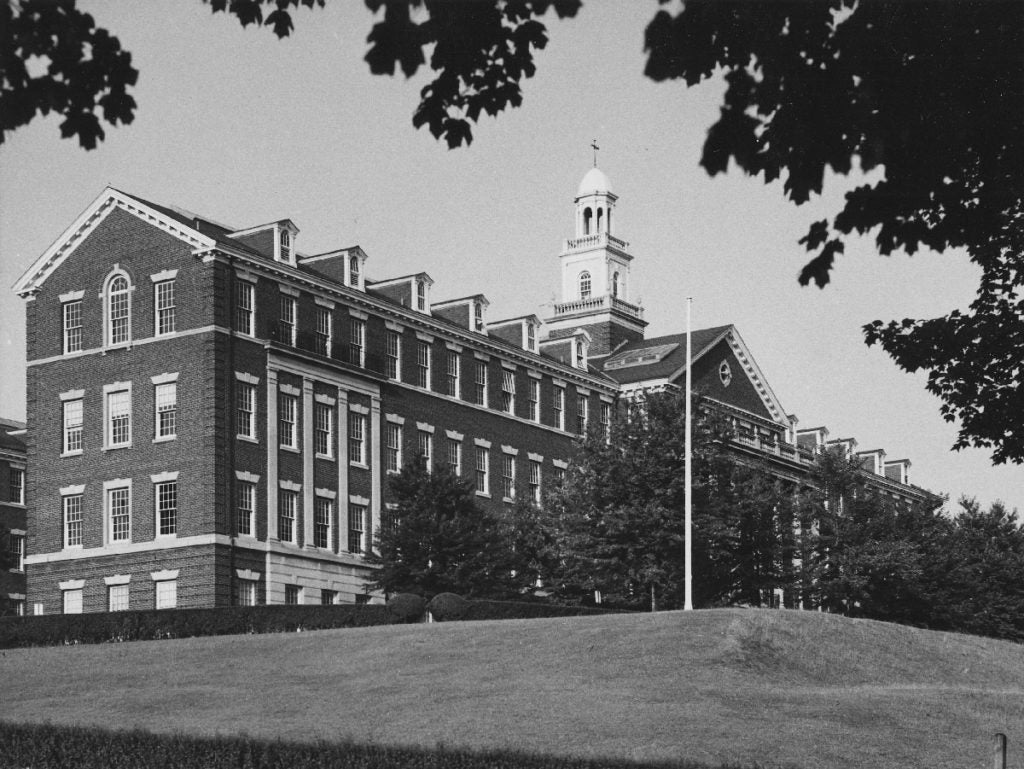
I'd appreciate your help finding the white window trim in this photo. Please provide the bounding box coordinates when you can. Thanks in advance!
[446,430,464,440]
[279,479,302,492]
[385,413,405,425]
[104,574,131,586]
[348,308,368,321]
[59,389,85,401]
[314,295,336,309]
[102,381,133,450]
[151,569,180,581]
[279,284,300,298]
[101,267,134,350]
[150,372,179,385]
[349,494,370,505]
[527,452,544,462]
[235,371,260,385]
[314,393,336,406]
[59,579,85,591]
[552,459,569,469]
[501,445,519,455]
[150,470,179,483]
[384,319,404,332]
[59,289,85,303]
[60,484,86,495]
[235,568,261,581]
[153,379,178,443]
[417,422,435,433]
[474,438,492,448]
[279,383,300,396]
[314,487,337,499]
[103,478,133,546]
[235,470,261,483]
[349,403,369,415]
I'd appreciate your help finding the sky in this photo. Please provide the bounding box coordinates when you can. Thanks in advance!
[0,1,1019,509]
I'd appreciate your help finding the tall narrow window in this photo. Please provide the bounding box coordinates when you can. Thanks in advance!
[315,307,332,356]
[611,271,620,299]
[279,295,296,346]
[235,281,254,336]
[279,393,298,450]
[385,422,402,473]
[445,351,460,397]
[447,438,462,476]
[474,301,484,331]
[577,396,589,436]
[155,579,177,609]
[279,229,292,262]
[416,280,426,311]
[502,454,515,500]
[418,430,432,470]
[575,340,586,369]
[529,460,542,505]
[416,340,431,389]
[63,494,83,548]
[385,331,401,379]
[108,584,129,612]
[9,534,24,571]
[108,485,131,543]
[155,382,177,440]
[63,398,83,454]
[501,369,516,414]
[9,468,24,505]
[314,403,333,457]
[553,387,565,430]
[238,580,257,606]
[349,412,366,465]
[314,497,332,549]
[284,584,301,604]
[156,480,178,536]
[106,387,132,448]
[155,279,176,336]
[279,489,297,543]
[106,273,131,346]
[237,382,256,439]
[579,271,591,300]
[349,255,360,287]
[348,504,367,553]
[526,323,536,352]
[475,446,489,495]
[237,480,255,536]
[349,318,365,367]
[553,464,566,486]
[63,300,82,354]
[474,361,488,406]
[527,379,540,422]
[601,402,612,443]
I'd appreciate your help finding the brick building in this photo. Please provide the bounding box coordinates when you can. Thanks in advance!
[1,418,27,616]
[14,167,935,614]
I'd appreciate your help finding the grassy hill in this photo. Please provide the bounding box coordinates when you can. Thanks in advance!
[1,608,1021,769]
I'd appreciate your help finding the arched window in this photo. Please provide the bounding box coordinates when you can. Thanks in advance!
[575,340,585,368]
[583,207,593,235]
[105,272,131,347]
[579,271,591,300]
[607,208,612,234]
[611,270,620,298]
[526,322,536,351]
[349,255,360,287]
[416,280,426,311]
[474,301,484,331]
[596,207,603,234]
[279,230,292,263]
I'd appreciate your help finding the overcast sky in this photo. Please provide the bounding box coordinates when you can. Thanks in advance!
[1,1,1018,509]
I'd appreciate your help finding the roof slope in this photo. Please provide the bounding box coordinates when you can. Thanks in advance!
[601,326,732,385]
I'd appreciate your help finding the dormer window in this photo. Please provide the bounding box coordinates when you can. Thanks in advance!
[474,301,484,331]
[526,323,536,352]
[279,229,292,263]
[416,280,426,311]
[575,340,585,369]
[579,271,591,300]
[349,255,360,287]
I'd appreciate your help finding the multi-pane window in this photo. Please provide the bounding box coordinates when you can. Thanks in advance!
[156,480,178,536]
[315,307,333,356]
[348,255,360,287]
[527,379,540,422]
[475,446,489,495]
[155,279,176,336]
[445,351,460,398]
[279,394,298,449]
[417,430,432,470]
[9,534,24,571]
[237,481,255,536]
[63,398,83,453]
[529,460,542,505]
[279,489,297,543]
[235,280,254,335]
[473,301,484,332]
[284,584,301,605]
[63,300,82,354]
[501,369,516,414]
[237,382,256,439]
[279,295,296,346]
[108,584,130,612]
[526,323,536,352]
[579,270,591,299]
[416,341,431,389]
[553,387,565,430]
[63,494,83,547]
[474,361,488,406]
[280,229,292,262]
[155,382,177,439]
[502,454,515,500]
[314,497,332,549]
[385,331,401,380]
[447,438,461,476]
[107,274,130,346]
[349,318,365,367]
[348,504,366,553]
[63,588,83,614]
[155,579,177,609]
[9,468,24,505]
[349,413,366,465]
[577,396,589,435]
[385,423,402,473]
[575,340,586,369]
[416,280,426,311]
[107,388,131,447]
[321,589,337,605]
[600,402,612,442]
[108,486,131,543]
[239,580,257,606]
[314,403,333,457]
[553,465,566,486]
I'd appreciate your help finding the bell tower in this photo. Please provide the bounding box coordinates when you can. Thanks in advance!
[543,164,646,357]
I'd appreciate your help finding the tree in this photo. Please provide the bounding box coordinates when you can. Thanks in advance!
[368,457,516,599]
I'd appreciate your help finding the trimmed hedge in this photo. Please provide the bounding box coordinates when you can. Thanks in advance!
[463,599,615,621]
[0,722,731,769]
[386,593,427,623]
[427,592,469,621]
[0,603,394,649]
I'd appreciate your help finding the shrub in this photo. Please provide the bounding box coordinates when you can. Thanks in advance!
[427,592,469,621]
[463,600,614,622]
[386,593,426,623]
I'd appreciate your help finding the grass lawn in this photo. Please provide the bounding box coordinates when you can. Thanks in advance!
[1,608,1022,769]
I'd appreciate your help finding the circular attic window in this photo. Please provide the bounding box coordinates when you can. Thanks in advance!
[719,360,733,387]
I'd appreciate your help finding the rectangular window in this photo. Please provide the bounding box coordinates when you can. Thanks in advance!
[239,580,257,606]
[418,430,432,470]
[445,351,460,398]
[108,584,129,612]
[108,485,131,543]
[475,446,489,495]
[155,279,176,336]
[156,480,177,536]
[385,330,401,380]
[349,413,366,465]
[385,422,402,473]
[235,280,254,336]
[314,497,332,549]
[553,387,565,430]
[279,295,296,346]
[237,480,255,536]
[237,382,256,440]
[9,533,24,571]
[107,388,131,448]
[314,307,332,356]
[63,398,84,454]
[501,369,516,414]
[63,588,83,614]
[577,396,589,436]
[64,494,83,548]
[416,340,431,389]
[529,460,542,505]
[279,489,297,543]
[447,438,462,476]
[348,504,366,553]
[349,318,365,367]
[314,403,333,457]
[63,300,82,354]
[279,393,298,450]
[9,468,24,505]
[502,454,515,500]
[109,283,129,346]
[601,402,612,442]
[155,579,177,609]
[155,382,177,439]
[474,361,488,406]
[284,584,301,605]
[528,379,539,422]
[321,589,337,605]
[553,465,566,486]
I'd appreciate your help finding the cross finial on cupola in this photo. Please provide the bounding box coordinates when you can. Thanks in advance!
[591,139,599,168]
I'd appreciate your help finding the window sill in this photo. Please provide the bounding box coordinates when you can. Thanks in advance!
[475,491,491,499]
[280,445,300,454]
[102,444,133,452]
[60,450,84,458]
[236,434,259,444]
[7,502,25,509]
[155,534,177,540]
[502,497,515,504]
[9,568,24,574]
[315,453,335,461]
[153,435,176,444]
[386,469,400,476]
[349,461,369,469]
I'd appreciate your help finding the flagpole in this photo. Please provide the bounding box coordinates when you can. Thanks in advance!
[684,296,693,611]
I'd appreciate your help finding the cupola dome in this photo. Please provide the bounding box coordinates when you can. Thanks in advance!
[577,167,613,197]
